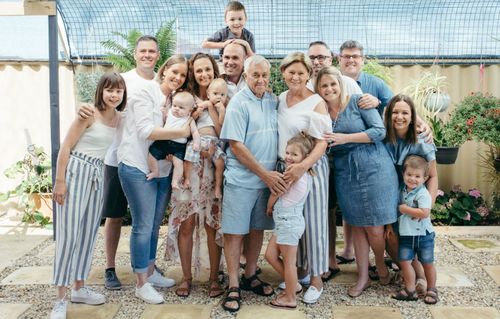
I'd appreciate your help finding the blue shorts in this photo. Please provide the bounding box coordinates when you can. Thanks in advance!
[398,231,435,264]
[221,183,274,235]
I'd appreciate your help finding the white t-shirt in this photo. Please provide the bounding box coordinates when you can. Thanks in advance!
[164,109,190,144]
[307,75,362,96]
[104,69,155,166]
[117,80,172,176]
[277,91,331,158]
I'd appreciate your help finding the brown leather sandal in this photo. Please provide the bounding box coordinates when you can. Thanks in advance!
[208,279,225,298]
[175,278,192,298]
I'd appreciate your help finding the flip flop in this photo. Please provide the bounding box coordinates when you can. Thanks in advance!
[336,255,355,264]
[269,298,297,310]
[321,267,341,282]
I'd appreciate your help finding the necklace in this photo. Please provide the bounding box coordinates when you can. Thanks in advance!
[330,104,341,132]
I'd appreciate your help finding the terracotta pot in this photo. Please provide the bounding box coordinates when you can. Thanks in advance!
[425,92,451,113]
[436,146,460,164]
[29,193,53,220]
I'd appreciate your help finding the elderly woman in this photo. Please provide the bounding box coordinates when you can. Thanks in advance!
[318,66,398,298]
[277,52,331,304]
[165,52,224,299]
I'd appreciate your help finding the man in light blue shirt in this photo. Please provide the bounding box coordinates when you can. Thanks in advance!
[220,55,287,312]
[338,40,393,116]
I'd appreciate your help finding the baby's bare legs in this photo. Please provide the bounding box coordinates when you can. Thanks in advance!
[214,157,224,200]
[183,161,193,189]
[146,153,160,180]
[171,156,184,190]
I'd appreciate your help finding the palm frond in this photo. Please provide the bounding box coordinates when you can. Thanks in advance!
[155,20,177,70]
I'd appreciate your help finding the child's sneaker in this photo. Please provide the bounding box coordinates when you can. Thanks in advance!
[50,299,67,319]
[70,286,105,305]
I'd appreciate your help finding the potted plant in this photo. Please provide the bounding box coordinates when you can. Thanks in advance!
[431,185,491,226]
[445,92,500,170]
[428,116,463,164]
[0,145,52,227]
[403,68,451,115]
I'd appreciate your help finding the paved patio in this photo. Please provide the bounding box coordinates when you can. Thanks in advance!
[0,210,498,319]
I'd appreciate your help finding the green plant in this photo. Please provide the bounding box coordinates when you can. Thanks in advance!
[100,20,176,72]
[431,185,491,225]
[403,68,449,118]
[74,71,104,103]
[428,116,462,147]
[445,93,500,155]
[0,146,52,227]
[269,61,288,96]
[362,59,393,85]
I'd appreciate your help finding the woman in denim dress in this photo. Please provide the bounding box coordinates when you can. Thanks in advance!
[318,67,398,298]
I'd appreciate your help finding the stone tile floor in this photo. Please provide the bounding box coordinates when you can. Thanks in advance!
[0,210,498,319]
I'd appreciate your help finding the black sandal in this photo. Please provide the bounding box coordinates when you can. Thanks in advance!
[321,267,341,282]
[391,288,418,301]
[222,287,241,312]
[368,265,379,280]
[240,274,274,296]
[424,287,439,304]
[239,263,262,275]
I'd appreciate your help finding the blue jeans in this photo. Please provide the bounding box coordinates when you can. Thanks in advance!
[399,231,435,264]
[118,163,172,273]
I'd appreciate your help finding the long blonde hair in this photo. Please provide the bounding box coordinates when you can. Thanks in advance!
[315,66,349,108]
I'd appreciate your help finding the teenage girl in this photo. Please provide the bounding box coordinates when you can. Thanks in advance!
[50,73,126,319]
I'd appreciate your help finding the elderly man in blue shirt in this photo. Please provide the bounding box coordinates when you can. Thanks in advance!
[220,55,287,312]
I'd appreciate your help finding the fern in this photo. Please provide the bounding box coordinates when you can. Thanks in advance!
[100,20,176,72]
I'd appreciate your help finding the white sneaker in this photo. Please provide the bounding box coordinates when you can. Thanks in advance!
[147,269,175,288]
[303,285,323,304]
[50,299,67,319]
[135,282,164,304]
[279,274,310,289]
[70,286,106,305]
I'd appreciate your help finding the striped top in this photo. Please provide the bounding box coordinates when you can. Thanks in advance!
[220,86,278,189]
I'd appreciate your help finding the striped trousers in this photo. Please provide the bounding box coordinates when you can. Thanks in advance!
[297,155,329,276]
[53,152,104,286]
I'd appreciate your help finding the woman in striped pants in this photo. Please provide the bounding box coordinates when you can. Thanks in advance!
[50,73,126,319]
[277,52,331,304]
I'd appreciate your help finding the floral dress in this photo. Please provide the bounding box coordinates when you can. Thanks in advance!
[164,156,223,278]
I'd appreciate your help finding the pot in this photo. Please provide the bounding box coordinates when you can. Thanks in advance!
[436,146,460,164]
[425,92,451,113]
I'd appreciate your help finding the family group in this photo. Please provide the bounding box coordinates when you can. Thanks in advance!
[49,2,439,318]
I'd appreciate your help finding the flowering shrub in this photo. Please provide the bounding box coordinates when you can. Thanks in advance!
[444,92,500,153]
[431,185,491,225]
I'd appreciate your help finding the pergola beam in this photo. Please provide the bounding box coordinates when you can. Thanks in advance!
[0,1,56,16]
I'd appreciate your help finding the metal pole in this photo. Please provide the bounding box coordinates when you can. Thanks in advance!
[49,12,59,239]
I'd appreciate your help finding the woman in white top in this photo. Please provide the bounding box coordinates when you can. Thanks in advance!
[277,52,331,304]
[50,73,125,319]
[117,55,191,304]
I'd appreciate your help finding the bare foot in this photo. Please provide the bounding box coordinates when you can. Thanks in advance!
[182,179,191,190]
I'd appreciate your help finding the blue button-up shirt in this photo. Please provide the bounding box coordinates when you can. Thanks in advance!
[398,184,434,236]
[221,86,278,189]
[357,72,393,116]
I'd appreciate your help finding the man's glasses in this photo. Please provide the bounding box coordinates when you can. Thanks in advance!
[339,54,363,60]
[308,55,331,62]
